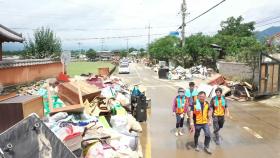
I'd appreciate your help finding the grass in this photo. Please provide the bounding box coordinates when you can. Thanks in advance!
[67,61,115,77]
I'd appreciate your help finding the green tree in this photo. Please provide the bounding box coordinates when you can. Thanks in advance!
[183,33,216,67]
[128,47,137,53]
[139,48,145,53]
[238,37,266,82]
[120,50,128,57]
[86,49,97,61]
[213,15,258,59]
[23,27,62,59]
[149,36,180,61]
[218,16,255,37]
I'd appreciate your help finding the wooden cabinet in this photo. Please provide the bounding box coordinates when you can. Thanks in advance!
[58,81,101,105]
[0,95,44,133]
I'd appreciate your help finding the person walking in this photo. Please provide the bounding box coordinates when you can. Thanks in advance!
[185,82,198,124]
[210,87,229,145]
[172,88,188,136]
[185,82,198,108]
[190,91,213,154]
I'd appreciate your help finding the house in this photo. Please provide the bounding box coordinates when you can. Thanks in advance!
[96,50,113,61]
[0,24,24,61]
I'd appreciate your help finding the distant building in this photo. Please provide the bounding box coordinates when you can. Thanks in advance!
[130,51,140,56]
[97,50,113,61]
[0,24,24,61]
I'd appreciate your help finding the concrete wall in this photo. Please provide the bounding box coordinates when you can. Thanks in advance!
[217,61,259,82]
[0,62,62,86]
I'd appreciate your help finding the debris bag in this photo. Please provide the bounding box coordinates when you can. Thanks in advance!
[119,131,139,151]
[110,115,129,132]
[126,114,142,133]
[0,114,76,158]
[116,93,130,107]
[101,87,116,98]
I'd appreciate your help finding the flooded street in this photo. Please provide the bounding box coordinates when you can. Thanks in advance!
[119,63,280,158]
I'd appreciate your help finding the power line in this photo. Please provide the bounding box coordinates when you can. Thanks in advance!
[10,25,179,32]
[255,16,280,26]
[63,33,166,41]
[255,15,280,24]
[186,0,226,24]
[255,19,280,28]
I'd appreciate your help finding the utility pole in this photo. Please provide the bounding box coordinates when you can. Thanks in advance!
[126,38,129,52]
[146,24,151,49]
[101,38,104,51]
[181,0,187,48]
[78,42,81,53]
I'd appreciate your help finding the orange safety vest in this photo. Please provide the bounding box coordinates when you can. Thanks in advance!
[194,101,209,124]
[213,97,226,116]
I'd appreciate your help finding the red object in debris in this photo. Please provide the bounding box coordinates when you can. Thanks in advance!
[87,76,105,89]
[57,72,70,82]
[208,74,225,86]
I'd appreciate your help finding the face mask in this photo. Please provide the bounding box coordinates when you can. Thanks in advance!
[179,92,184,96]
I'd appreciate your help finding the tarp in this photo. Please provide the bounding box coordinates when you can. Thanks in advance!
[0,114,76,158]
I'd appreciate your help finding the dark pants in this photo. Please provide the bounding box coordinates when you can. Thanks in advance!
[194,124,211,148]
[176,114,184,128]
[213,116,225,137]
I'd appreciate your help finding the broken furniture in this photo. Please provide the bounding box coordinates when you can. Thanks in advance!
[0,95,44,133]
[58,81,101,105]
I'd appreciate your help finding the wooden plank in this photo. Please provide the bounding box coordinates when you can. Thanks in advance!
[22,96,44,118]
[244,82,253,90]
[0,92,17,102]
[260,64,266,94]
[272,64,279,93]
[243,86,251,98]
[267,65,274,93]
[50,104,84,114]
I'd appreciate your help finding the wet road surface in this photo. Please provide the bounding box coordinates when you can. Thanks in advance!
[117,63,280,158]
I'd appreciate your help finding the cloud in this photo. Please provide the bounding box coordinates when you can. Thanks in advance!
[2,0,280,50]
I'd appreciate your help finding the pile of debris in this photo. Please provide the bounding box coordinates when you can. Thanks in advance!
[168,65,209,80]
[0,73,146,158]
[195,74,255,102]
[226,81,254,102]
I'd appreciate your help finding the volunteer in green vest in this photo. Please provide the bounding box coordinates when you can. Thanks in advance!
[185,82,198,123]
[190,91,213,154]
[210,87,229,145]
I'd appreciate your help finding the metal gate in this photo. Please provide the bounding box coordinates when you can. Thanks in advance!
[258,53,280,95]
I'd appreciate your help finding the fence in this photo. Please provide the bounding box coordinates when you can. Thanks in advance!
[0,59,62,86]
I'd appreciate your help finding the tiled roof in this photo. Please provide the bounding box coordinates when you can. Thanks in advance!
[0,24,24,42]
[0,59,60,69]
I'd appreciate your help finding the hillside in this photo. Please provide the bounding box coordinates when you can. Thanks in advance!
[256,26,280,41]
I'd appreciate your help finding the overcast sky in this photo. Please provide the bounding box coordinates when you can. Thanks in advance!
[2,0,280,51]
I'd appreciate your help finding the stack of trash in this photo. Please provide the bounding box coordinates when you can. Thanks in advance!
[0,73,144,158]
[168,65,208,80]
[195,74,255,102]
[44,110,142,157]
